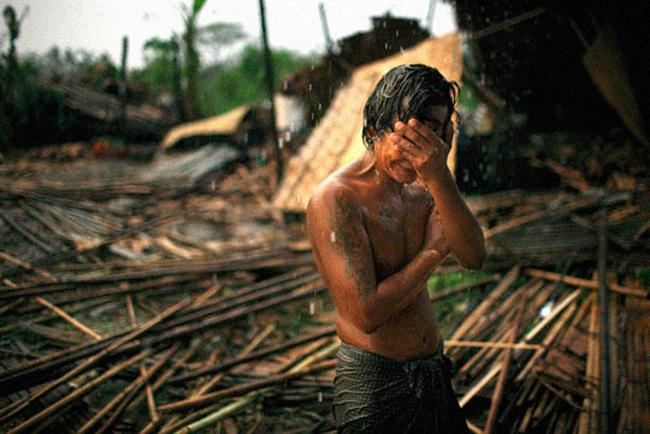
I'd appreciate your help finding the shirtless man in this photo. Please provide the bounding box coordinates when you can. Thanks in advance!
[306,64,486,433]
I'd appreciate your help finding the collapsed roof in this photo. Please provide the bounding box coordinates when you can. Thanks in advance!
[447,0,648,144]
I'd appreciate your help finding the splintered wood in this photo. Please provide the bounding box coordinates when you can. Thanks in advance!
[0,152,648,433]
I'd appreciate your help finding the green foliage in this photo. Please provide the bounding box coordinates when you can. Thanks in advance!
[426,269,492,293]
[427,269,493,334]
[1,5,68,153]
[635,267,650,290]
[197,43,311,116]
[458,83,478,112]
[131,37,178,95]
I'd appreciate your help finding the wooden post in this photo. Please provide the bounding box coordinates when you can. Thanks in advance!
[425,0,437,33]
[597,207,612,434]
[258,0,283,186]
[119,35,129,134]
[484,291,526,433]
[171,36,182,121]
[318,3,334,54]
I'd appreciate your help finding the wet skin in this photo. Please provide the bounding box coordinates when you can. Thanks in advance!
[306,106,486,361]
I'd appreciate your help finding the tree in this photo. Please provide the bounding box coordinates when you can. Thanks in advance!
[197,43,311,116]
[1,5,27,152]
[134,36,178,94]
[179,0,245,119]
[180,0,207,120]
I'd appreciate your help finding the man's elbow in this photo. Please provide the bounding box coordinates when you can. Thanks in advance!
[361,323,379,334]
[358,308,381,334]
[461,245,487,270]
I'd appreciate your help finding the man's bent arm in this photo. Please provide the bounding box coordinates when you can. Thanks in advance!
[394,119,486,269]
[424,167,486,269]
[307,187,443,334]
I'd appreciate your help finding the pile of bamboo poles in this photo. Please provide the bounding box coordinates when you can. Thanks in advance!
[0,151,648,432]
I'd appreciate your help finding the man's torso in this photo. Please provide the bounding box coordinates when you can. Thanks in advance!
[315,160,442,360]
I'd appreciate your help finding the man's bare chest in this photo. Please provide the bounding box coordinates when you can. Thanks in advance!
[362,203,428,279]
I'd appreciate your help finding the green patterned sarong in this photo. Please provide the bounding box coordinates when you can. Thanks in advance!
[333,342,469,433]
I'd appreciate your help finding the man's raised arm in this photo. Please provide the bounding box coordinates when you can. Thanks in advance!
[306,185,445,334]
[395,118,487,269]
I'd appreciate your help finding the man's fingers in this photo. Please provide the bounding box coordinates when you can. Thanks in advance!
[399,143,427,164]
[390,132,419,152]
[402,128,433,154]
[395,121,429,153]
[390,133,424,157]
[407,118,440,144]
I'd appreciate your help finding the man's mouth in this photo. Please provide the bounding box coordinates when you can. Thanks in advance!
[397,161,414,172]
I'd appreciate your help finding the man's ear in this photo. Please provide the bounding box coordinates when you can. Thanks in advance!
[443,116,456,145]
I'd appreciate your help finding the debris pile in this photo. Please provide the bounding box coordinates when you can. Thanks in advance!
[0,149,648,433]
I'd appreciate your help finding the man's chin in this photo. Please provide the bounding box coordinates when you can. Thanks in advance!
[392,171,417,185]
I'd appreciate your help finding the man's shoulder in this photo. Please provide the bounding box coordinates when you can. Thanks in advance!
[308,168,360,213]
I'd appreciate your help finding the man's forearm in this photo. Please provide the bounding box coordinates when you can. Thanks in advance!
[424,168,486,269]
[361,249,442,333]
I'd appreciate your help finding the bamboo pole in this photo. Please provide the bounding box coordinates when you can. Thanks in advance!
[7,349,151,434]
[525,268,645,298]
[485,290,527,434]
[159,359,336,413]
[77,344,178,434]
[515,301,579,381]
[597,209,612,434]
[170,344,339,433]
[429,273,501,302]
[158,324,276,433]
[0,249,54,279]
[128,339,201,417]
[126,294,159,428]
[0,297,190,424]
[0,283,327,395]
[484,196,598,239]
[0,253,313,299]
[169,325,335,384]
[450,266,520,341]
[458,288,582,408]
[33,296,102,340]
[445,340,542,351]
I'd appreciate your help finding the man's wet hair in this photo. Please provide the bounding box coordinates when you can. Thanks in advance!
[362,64,459,150]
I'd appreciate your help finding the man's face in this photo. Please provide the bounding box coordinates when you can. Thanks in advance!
[373,105,451,184]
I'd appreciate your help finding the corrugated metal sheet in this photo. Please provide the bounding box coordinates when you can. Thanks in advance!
[272,34,463,212]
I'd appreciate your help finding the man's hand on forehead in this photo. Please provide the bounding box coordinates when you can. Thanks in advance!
[389,118,451,181]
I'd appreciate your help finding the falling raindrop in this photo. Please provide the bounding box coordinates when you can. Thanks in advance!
[309,83,313,92]
[330,231,336,243]
[309,301,316,315]
[540,301,553,318]
[211,180,216,191]
[318,392,323,402]
[279,138,284,149]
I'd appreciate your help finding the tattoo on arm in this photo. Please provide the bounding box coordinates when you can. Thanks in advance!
[332,196,376,300]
